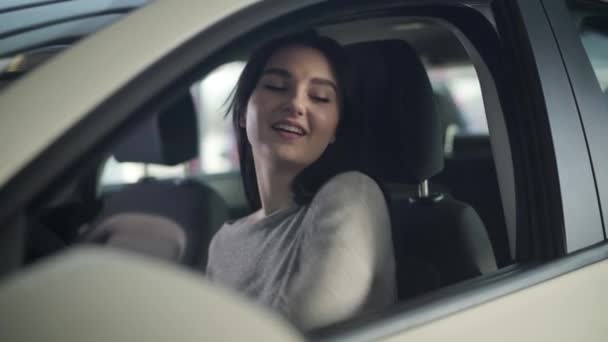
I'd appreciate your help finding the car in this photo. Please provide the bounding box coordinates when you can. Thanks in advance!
[1,0,608,340]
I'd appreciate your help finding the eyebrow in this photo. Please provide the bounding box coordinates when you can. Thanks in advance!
[310,78,338,93]
[262,67,338,93]
[262,67,291,78]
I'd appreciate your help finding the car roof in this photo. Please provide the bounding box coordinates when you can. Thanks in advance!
[0,0,150,57]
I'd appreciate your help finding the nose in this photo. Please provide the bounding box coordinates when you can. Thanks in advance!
[285,88,306,116]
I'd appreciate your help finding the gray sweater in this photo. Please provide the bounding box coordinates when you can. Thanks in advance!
[206,171,396,330]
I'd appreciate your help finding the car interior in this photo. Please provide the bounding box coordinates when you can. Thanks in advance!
[0,3,514,331]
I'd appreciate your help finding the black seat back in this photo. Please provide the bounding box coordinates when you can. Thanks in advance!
[346,40,497,300]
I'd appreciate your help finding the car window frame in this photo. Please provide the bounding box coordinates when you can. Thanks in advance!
[541,0,608,243]
[497,0,604,256]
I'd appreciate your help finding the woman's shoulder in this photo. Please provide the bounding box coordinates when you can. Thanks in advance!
[324,170,378,186]
[302,171,393,261]
[313,171,385,206]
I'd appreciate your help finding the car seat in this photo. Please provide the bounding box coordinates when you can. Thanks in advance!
[80,95,228,270]
[346,40,497,300]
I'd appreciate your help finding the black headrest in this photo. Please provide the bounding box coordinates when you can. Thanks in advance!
[114,95,199,166]
[346,40,444,183]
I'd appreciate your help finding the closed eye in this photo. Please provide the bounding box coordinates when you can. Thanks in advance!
[310,95,330,103]
[264,84,287,91]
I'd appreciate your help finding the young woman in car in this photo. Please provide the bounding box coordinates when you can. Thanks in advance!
[205,32,396,330]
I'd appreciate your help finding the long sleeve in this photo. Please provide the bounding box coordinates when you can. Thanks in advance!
[285,172,396,330]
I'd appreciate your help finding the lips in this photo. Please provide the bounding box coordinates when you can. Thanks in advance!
[271,120,307,136]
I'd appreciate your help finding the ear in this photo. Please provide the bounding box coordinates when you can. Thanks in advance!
[239,114,246,128]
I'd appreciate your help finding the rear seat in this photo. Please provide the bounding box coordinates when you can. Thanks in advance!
[79,94,228,269]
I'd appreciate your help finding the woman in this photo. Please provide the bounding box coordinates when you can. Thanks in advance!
[206,32,395,330]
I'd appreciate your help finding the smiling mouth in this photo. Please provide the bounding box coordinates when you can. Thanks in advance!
[271,123,306,136]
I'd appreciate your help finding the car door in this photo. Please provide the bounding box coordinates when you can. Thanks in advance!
[0,0,607,341]
[366,0,607,340]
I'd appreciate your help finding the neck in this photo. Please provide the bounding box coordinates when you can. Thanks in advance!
[253,157,300,217]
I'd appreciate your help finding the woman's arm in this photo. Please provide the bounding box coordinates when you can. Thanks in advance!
[286,171,395,330]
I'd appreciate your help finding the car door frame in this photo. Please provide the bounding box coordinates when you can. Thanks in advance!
[540,0,608,242]
[499,0,604,256]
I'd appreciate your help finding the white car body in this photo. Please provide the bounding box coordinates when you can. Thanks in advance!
[1,0,607,341]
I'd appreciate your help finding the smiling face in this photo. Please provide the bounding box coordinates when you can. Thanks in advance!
[242,45,341,172]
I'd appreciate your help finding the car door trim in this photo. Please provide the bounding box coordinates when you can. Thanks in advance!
[311,241,608,341]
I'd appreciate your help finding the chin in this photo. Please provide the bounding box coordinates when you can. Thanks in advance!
[271,152,308,169]
[267,148,312,169]
[258,141,324,170]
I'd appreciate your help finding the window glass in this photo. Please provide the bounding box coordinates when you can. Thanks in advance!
[99,156,186,186]
[428,65,489,135]
[567,0,608,92]
[191,61,245,174]
[577,18,608,91]
[99,62,244,187]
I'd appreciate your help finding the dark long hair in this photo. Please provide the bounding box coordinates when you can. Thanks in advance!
[226,31,357,211]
